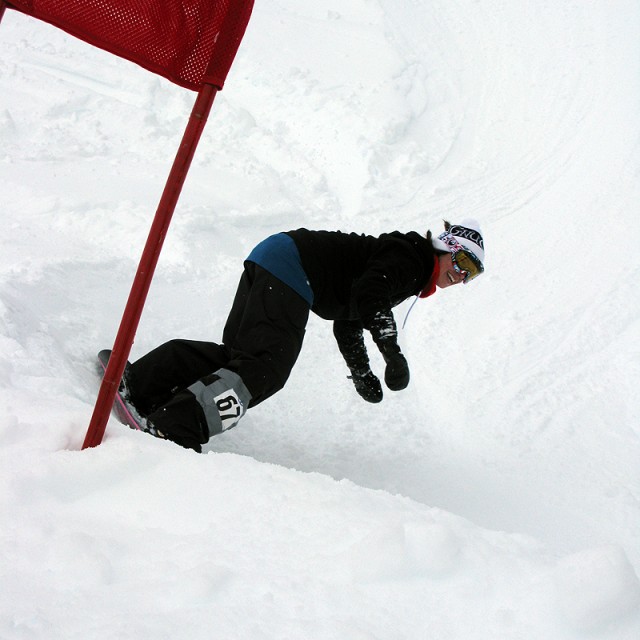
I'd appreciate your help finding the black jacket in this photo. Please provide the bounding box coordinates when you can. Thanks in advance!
[286,229,437,327]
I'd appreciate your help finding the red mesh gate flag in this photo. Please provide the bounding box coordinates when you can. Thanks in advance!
[4,0,254,89]
[2,0,254,449]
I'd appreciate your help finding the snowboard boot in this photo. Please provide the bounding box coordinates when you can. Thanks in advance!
[145,368,252,453]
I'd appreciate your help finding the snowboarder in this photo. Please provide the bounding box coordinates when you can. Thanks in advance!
[105,219,485,452]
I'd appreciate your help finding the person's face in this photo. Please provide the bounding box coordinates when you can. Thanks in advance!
[436,252,465,288]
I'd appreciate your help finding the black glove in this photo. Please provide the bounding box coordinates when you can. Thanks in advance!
[349,369,383,403]
[381,347,410,391]
[368,311,410,391]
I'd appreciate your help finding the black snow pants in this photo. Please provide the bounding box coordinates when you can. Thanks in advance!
[126,263,310,451]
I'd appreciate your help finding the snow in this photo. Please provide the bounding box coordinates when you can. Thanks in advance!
[1,0,640,638]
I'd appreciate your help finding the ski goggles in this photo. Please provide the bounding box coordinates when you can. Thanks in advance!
[450,243,484,284]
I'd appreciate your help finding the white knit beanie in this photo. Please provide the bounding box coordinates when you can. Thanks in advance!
[433,218,485,266]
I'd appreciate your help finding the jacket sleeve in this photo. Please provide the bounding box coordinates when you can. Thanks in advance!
[367,309,410,390]
[350,239,415,392]
[333,318,370,374]
[352,239,423,329]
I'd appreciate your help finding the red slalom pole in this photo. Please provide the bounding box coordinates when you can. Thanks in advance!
[82,83,218,449]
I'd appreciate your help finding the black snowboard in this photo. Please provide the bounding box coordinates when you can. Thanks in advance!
[97,349,146,432]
